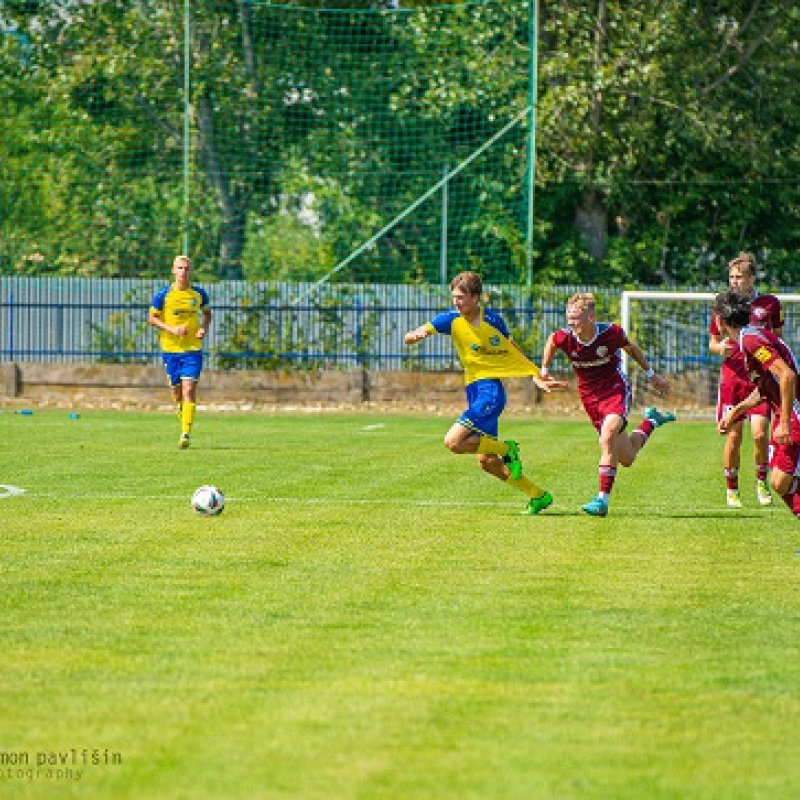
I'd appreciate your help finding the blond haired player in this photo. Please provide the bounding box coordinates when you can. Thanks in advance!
[541,292,675,517]
[148,255,212,449]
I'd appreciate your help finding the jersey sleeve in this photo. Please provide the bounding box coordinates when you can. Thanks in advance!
[609,324,630,349]
[708,315,721,336]
[150,286,169,314]
[430,310,457,335]
[551,328,569,353]
[195,286,210,308]
[742,330,780,370]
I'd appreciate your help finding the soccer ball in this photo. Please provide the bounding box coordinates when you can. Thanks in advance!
[191,485,225,516]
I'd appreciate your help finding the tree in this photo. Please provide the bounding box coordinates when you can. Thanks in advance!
[536,0,800,283]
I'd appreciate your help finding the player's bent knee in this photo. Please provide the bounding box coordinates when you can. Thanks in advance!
[771,472,793,496]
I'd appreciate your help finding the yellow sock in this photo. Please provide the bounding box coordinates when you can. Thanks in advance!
[181,401,196,435]
[476,437,509,457]
[507,475,545,498]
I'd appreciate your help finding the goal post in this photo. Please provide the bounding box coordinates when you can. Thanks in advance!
[620,290,800,417]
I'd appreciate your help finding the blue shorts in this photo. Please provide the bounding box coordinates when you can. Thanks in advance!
[458,379,506,438]
[162,351,204,386]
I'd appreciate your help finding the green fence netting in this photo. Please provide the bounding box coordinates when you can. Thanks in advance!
[1,0,535,284]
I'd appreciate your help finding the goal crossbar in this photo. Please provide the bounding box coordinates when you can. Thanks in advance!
[620,290,800,375]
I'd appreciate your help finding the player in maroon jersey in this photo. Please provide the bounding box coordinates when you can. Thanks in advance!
[709,252,783,508]
[541,292,675,517]
[714,291,800,522]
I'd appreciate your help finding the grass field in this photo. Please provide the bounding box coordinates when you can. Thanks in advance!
[2,409,800,799]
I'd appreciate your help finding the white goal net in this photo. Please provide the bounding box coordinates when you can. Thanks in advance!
[620,291,800,419]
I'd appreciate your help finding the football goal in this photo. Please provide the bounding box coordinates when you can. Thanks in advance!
[620,290,800,418]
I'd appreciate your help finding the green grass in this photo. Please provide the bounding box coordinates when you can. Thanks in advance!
[2,409,800,799]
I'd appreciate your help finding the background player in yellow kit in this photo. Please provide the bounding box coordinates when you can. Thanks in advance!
[148,255,212,449]
[404,271,566,515]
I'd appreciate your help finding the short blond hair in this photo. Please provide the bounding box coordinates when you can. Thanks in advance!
[567,292,595,312]
[727,251,756,276]
[173,255,191,268]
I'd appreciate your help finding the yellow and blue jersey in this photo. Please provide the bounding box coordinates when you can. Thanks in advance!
[427,308,540,385]
[150,283,210,353]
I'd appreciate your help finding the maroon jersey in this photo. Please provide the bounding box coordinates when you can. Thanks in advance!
[710,292,783,417]
[552,322,631,398]
[739,326,800,416]
[709,292,783,338]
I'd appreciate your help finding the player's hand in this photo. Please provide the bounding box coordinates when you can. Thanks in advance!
[722,340,736,358]
[774,420,791,445]
[533,375,568,392]
[649,374,670,395]
[171,324,187,336]
[404,329,427,345]
[196,327,206,339]
[718,412,739,435]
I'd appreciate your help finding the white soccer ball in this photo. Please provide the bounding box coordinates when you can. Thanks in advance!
[191,485,225,516]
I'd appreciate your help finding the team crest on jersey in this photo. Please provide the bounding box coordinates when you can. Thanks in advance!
[753,346,772,363]
[596,346,607,357]
[470,342,480,351]
[489,335,501,346]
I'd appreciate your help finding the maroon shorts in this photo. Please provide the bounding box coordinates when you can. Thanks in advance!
[716,376,770,423]
[580,391,629,433]
[769,415,800,475]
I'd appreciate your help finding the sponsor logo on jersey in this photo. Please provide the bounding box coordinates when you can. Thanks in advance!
[753,346,772,364]
[574,356,612,369]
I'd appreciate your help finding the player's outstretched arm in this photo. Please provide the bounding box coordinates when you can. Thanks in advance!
[534,334,569,391]
[624,342,669,394]
[540,333,557,377]
[532,374,568,392]
[404,324,431,345]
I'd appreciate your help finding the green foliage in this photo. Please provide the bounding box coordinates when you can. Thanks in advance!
[214,284,383,370]
[2,2,800,285]
[87,288,153,362]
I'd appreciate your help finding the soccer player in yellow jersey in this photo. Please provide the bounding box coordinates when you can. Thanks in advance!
[148,255,212,449]
[404,271,566,515]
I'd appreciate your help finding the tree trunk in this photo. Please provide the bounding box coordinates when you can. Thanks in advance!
[196,92,246,280]
[575,189,608,262]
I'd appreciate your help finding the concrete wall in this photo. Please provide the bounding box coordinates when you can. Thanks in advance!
[0,361,557,412]
[0,361,714,416]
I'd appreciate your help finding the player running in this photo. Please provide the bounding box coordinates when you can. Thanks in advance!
[541,292,675,518]
[148,255,212,449]
[715,290,800,522]
[709,252,783,508]
[404,271,566,515]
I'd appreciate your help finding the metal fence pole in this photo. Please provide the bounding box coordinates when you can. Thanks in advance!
[182,0,191,255]
[525,0,539,287]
